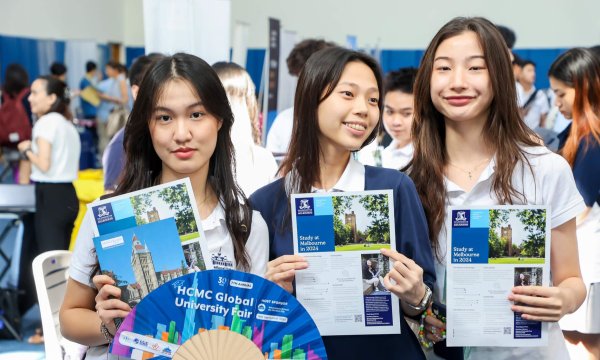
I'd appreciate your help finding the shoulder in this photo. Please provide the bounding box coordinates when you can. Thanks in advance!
[519,144,571,176]
[249,178,286,208]
[365,165,412,189]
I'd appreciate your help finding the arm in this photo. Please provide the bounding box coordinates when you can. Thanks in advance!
[508,218,586,321]
[59,276,131,346]
[118,78,129,105]
[382,174,436,316]
[18,137,52,173]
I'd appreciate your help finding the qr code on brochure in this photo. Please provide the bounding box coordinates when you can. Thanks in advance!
[503,327,512,335]
[354,314,363,322]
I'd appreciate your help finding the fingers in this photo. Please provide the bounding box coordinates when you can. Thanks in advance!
[92,274,115,291]
[424,314,445,329]
[509,286,566,322]
[265,255,309,293]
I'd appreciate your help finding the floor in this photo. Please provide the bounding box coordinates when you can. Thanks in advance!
[0,305,44,359]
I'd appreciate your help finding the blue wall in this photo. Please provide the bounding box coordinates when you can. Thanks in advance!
[0,33,567,92]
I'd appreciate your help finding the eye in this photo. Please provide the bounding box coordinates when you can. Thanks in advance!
[385,108,393,115]
[155,114,171,122]
[469,66,485,71]
[341,90,354,97]
[369,97,379,105]
[436,66,451,71]
[190,112,204,119]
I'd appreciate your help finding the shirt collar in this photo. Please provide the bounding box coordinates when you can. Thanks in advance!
[312,157,365,193]
[202,201,226,231]
[385,141,414,156]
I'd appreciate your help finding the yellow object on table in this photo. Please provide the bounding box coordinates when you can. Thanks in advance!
[70,169,104,250]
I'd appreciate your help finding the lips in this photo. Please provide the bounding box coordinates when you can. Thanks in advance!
[172,147,195,159]
[445,96,474,106]
[343,121,368,136]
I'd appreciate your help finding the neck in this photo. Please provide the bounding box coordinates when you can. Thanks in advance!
[160,166,215,219]
[394,138,411,149]
[521,82,533,92]
[445,115,494,165]
[315,145,351,191]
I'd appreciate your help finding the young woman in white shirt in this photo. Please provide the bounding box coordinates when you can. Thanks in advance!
[60,53,269,360]
[407,17,586,359]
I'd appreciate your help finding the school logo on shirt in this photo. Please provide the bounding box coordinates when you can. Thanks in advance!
[92,204,115,224]
[295,198,314,216]
[452,210,470,228]
[211,249,234,269]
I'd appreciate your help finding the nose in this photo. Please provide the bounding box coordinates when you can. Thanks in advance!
[450,68,467,91]
[173,118,192,142]
[353,96,369,118]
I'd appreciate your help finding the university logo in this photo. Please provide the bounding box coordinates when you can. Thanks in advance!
[93,203,115,224]
[295,198,314,216]
[452,210,470,228]
[212,249,234,269]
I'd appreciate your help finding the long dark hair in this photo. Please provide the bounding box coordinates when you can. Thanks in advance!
[38,75,73,120]
[115,53,253,270]
[548,48,600,166]
[408,17,539,260]
[280,46,383,194]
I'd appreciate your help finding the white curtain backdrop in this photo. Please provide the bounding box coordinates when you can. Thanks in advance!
[64,40,100,117]
[231,21,249,67]
[143,0,230,65]
[36,40,57,78]
[276,30,297,112]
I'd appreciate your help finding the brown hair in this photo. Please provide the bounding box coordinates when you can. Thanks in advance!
[408,17,539,261]
[548,48,600,166]
[280,47,383,195]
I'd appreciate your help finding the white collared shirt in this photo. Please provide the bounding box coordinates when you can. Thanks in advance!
[432,145,585,360]
[311,157,365,193]
[382,141,414,170]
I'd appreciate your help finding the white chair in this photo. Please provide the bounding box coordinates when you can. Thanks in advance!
[32,250,87,359]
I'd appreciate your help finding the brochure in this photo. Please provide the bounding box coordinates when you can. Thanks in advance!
[445,206,550,347]
[89,178,212,306]
[291,190,400,336]
[110,270,328,360]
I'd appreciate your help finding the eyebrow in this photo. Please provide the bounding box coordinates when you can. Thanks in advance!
[385,105,413,112]
[338,81,379,93]
[434,55,485,62]
[154,102,204,112]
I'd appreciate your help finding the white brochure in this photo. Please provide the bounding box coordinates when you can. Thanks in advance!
[446,206,550,347]
[291,190,401,336]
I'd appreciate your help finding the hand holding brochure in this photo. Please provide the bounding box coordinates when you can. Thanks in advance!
[291,190,400,336]
[90,178,211,307]
[445,206,550,347]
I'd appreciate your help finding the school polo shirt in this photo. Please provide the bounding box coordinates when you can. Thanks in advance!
[250,158,436,360]
[433,145,585,360]
[382,141,414,170]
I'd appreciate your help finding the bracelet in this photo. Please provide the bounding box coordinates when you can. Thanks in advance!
[21,147,32,159]
[100,322,114,343]
[418,307,447,349]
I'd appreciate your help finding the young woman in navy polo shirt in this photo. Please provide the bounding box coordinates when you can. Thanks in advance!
[408,17,586,359]
[250,47,436,359]
[549,47,600,359]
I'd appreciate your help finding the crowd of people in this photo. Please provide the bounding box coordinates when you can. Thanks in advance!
[0,15,598,360]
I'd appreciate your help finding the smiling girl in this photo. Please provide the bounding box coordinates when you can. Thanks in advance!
[250,46,436,359]
[408,17,586,359]
[60,53,268,359]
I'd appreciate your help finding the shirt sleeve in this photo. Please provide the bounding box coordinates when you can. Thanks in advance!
[395,174,437,291]
[69,210,98,288]
[572,138,600,207]
[540,152,586,227]
[246,210,270,276]
[33,115,58,144]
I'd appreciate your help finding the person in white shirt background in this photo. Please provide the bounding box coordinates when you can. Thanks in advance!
[357,67,417,169]
[212,61,278,196]
[517,60,550,130]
